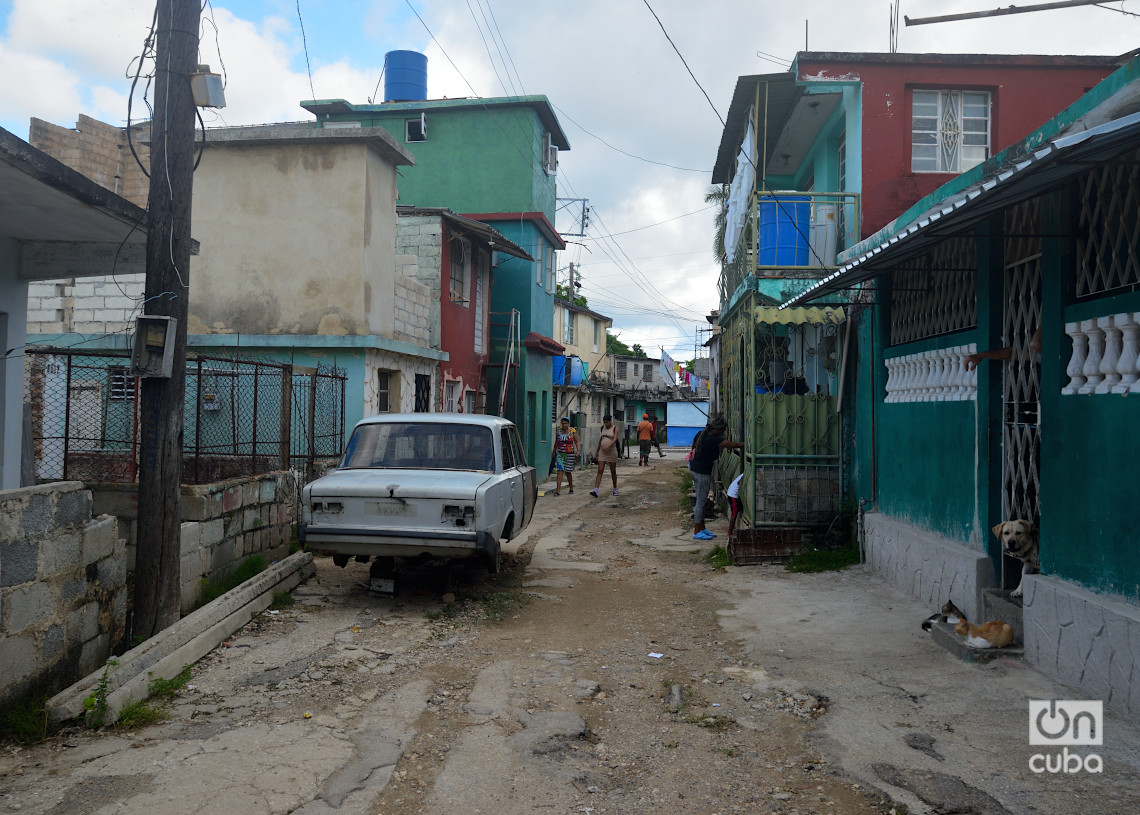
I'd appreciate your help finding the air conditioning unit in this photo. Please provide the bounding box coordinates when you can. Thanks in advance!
[810,204,838,267]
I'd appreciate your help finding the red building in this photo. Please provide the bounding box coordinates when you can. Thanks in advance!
[395,207,533,413]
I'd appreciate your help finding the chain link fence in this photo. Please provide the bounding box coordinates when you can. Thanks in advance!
[24,348,346,485]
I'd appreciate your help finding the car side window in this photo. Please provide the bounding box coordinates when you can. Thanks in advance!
[500,429,516,471]
[509,426,527,467]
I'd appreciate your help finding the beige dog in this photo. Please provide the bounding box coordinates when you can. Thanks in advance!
[992,520,1039,598]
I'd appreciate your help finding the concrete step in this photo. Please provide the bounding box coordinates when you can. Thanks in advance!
[929,621,1024,665]
[983,588,1024,645]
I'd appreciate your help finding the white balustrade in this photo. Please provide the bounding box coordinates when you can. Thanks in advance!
[1062,310,1140,396]
[882,344,977,403]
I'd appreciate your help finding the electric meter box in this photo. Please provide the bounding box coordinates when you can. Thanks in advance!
[131,315,177,377]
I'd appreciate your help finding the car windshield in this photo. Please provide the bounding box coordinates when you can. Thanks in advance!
[340,423,497,471]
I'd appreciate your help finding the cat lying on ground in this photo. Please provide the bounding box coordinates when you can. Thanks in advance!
[954,614,1015,649]
[921,600,964,632]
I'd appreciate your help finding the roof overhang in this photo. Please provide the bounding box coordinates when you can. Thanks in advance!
[463,211,566,250]
[522,331,565,355]
[783,92,1140,307]
[397,206,533,261]
[170,122,415,168]
[0,126,158,281]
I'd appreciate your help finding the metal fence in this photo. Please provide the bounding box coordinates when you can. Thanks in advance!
[24,348,347,484]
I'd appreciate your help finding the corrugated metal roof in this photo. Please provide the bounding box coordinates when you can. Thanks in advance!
[782,109,1140,307]
[712,72,800,185]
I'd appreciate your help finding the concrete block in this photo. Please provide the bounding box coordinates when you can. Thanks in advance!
[0,635,36,688]
[243,481,259,506]
[97,554,126,589]
[81,516,116,565]
[78,634,110,677]
[42,532,82,577]
[68,601,100,644]
[21,492,52,537]
[53,488,93,528]
[201,518,225,547]
[60,576,89,607]
[180,490,209,521]
[180,521,202,555]
[6,582,55,636]
[260,478,278,503]
[90,485,139,520]
[222,485,242,513]
[1,539,40,587]
[41,623,65,662]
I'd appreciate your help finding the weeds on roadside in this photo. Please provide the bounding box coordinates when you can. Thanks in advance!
[147,665,192,701]
[116,700,164,727]
[785,544,860,573]
[83,658,119,729]
[270,589,295,609]
[0,694,54,744]
[481,589,530,621]
[194,555,267,609]
[705,545,731,571]
[678,469,693,512]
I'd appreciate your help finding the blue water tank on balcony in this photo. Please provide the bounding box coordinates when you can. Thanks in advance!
[757,194,810,266]
[552,355,568,385]
[384,51,428,103]
[569,356,584,386]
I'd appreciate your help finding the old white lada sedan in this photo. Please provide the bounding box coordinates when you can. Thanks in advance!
[300,414,537,577]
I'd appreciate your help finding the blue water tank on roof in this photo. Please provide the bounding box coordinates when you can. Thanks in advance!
[384,51,428,103]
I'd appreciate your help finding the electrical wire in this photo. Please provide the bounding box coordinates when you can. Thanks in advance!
[579,205,715,239]
[640,0,725,127]
[551,103,711,172]
[296,0,316,100]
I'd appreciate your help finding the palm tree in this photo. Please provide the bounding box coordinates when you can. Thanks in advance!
[705,184,730,266]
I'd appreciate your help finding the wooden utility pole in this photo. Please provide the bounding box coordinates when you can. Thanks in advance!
[133,0,201,638]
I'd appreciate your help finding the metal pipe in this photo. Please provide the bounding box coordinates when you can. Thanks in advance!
[905,0,1104,26]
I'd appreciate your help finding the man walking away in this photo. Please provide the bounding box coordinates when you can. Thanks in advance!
[636,413,654,466]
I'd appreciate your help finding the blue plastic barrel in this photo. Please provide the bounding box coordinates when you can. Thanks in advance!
[384,51,428,103]
[552,355,568,385]
[757,195,810,266]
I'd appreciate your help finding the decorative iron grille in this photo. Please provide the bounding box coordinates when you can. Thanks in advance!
[24,348,347,484]
[1001,199,1042,526]
[1076,144,1140,299]
[889,236,977,345]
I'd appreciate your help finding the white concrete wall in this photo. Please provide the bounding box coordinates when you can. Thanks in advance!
[363,349,437,416]
[0,236,28,489]
[1023,575,1140,720]
[862,511,994,622]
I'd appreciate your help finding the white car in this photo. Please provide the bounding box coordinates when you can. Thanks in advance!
[300,414,537,575]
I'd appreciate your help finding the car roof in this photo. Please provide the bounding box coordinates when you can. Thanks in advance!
[352,413,514,430]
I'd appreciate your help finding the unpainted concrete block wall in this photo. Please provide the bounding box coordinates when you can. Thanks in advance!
[90,472,298,614]
[0,482,126,706]
[25,116,150,336]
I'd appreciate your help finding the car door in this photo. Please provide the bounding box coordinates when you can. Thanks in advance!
[499,426,525,537]
[510,425,536,531]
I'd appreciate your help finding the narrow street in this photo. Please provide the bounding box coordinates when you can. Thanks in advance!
[2,453,1139,815]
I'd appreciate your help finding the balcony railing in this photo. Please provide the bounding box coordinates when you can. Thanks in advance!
[720,190,860,304]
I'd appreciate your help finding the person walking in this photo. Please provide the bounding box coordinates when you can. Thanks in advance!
[689,415,744,540]
[636,413,654,466]
[590,414,620,497]
[650,414,666,457]
[552,417,579,495]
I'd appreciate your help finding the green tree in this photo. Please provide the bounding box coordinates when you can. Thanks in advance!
[554,283,588,307]
[607,332,633,357]
[631,344,648,358]
[706,184,730,266]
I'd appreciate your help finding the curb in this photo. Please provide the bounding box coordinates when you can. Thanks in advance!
[47,551,315,724]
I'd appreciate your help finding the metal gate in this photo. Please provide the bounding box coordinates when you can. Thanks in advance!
[1001,199,1042,526]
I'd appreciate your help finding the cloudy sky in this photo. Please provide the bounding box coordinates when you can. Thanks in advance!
[2,0,1137,361]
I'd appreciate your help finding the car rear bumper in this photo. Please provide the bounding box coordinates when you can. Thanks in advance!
[299,525,493,560]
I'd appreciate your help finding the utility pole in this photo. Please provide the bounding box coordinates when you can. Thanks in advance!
[133,0,201,638]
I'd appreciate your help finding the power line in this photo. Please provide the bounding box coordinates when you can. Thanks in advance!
[579,204,715,239]
[641,0,725,127]
[552,103,710,172]
[295,0,316,100]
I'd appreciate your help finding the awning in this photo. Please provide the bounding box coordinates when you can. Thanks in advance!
[756,306,845,325]
[782,107,1140,307]
[522,331,565,356]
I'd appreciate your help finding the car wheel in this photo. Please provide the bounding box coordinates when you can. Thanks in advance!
[484,541,502,575]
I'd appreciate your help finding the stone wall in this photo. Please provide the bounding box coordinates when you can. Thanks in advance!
[862,511,994,621]
[1023,575,1140,720]
[0,482,126,706]
[28,115,151,207]
[393,274,432,347]
[91,471,297,614]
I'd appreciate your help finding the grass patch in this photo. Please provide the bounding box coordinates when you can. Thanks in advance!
[270,589,295,610]
[705,545,731,571]
[83,658,118,728]
[147,665,192,701]
[482,589,530,622]
[786,543,861,573]
[0,694,54,744]
[194,555,267,609]
[116,700,164,728]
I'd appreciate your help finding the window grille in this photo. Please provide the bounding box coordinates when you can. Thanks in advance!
[445,381,459,412]
[616,361,627,379]
[108,366,136,401]
[912,90,990,173]
[1076,144,1140,299]
[643,365,652,381]
[449,238,469,303]
[414,374,431,412]
[376,371,392,412]
[889,237,977,345]
[564,310,575,345]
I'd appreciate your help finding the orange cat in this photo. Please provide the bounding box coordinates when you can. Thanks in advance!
[955,615,1014,649]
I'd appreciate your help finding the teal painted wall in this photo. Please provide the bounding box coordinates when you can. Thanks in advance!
[324,105,556,218]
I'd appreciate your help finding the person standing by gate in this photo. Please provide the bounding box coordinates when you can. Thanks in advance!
[689,414,744,540]
[636,413,654,466]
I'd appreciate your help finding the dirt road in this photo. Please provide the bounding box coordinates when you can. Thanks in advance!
[3,454,1139,815]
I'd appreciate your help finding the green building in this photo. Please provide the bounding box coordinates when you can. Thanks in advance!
[300,93,570,467]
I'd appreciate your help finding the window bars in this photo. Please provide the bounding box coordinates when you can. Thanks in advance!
[889,236,977,345]
[1076,144,1140,299]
